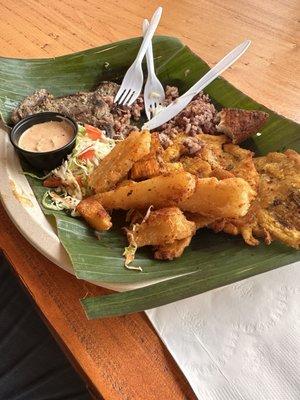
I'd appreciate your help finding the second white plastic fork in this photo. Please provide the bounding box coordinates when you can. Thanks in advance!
[143,19,165,120]
[114,7,163,106]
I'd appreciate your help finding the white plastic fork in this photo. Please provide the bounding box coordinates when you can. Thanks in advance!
[114,7,163,106]
[143,19,165,120]
[143,39,251,130]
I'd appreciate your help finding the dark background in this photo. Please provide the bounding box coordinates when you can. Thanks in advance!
[0,252,92,400]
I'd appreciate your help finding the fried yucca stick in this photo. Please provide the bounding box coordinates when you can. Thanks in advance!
[127,207,196,247]
[93,172,196,210]
[185,212,219,229]
[130,157,162,180]
[89,130,151,193]
[130,133,163,180]
[180,177,255,218]
[76,197,112,231]
[131,160,185,180]
[130,132,164,180]
[130,134,185,180]
[154,235,193,260]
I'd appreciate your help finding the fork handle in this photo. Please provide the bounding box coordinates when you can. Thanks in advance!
[143,19,155,78]
[135,7,162,64]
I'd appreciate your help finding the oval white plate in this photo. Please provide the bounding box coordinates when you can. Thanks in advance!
[0,128,166,291]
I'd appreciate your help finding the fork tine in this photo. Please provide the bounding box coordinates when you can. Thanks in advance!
[123,90,135,106]
[117,89,130,106]
[119,89,132,106]
[153,105,158,118]
[114,87,126,103]
[145,103,151,120]
[119,90,131,106]
[149,104,154,119]
[126,91,139,106]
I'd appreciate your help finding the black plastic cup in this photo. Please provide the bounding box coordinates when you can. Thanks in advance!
[10,112,77,171]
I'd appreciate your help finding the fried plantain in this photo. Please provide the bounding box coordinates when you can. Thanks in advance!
[178,133,259,190]
[209,150,300,249]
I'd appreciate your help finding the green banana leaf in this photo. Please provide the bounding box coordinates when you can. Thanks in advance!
[1,36,299,317]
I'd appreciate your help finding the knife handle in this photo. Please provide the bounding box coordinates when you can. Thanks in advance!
[185,40,251,98]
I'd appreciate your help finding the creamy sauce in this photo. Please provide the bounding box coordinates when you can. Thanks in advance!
[18,121,74,152]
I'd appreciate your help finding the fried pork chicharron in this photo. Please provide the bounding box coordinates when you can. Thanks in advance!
[216,108,269,144]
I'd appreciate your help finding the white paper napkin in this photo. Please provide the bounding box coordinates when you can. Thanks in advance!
[147,262,300,400]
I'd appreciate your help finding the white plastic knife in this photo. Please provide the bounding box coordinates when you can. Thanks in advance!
[143,39,251,130]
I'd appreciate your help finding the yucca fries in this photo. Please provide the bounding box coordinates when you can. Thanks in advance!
[76,197,112,231]
[154,235,193,260]
[127,207,196,247]
[130,134,161,180]
[130,133,181,180]
[93,172,196,210]
[185,212,219,229]
[180,177,255,218]
[89,130,151,193]
[130,157,162,180]
[74,126,290,263]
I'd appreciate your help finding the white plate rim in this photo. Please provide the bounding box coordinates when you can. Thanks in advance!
[0,128,169,291]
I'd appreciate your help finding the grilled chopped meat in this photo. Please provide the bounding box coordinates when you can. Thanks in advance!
[11,88,115,136]
[11,89,55,123]
[159,132,173,149]
[164,85,179,103]
[182,136,204,155]
[159,91,219,140]
[11,81,144,139]
[96,81,119,97]
[216,108,269,144]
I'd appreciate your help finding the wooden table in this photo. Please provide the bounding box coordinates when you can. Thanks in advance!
[0,1,299,399]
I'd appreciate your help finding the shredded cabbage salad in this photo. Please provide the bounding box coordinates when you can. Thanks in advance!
[123,206,153,271]
[42,124,115,216]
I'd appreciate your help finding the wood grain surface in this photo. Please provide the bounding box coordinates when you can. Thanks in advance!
[0,1,299,399]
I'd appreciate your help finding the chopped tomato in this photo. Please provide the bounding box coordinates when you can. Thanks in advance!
[43,177,62,188]
[76,176,83,186]
[78,149,95,161]
[84,124,104,140]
